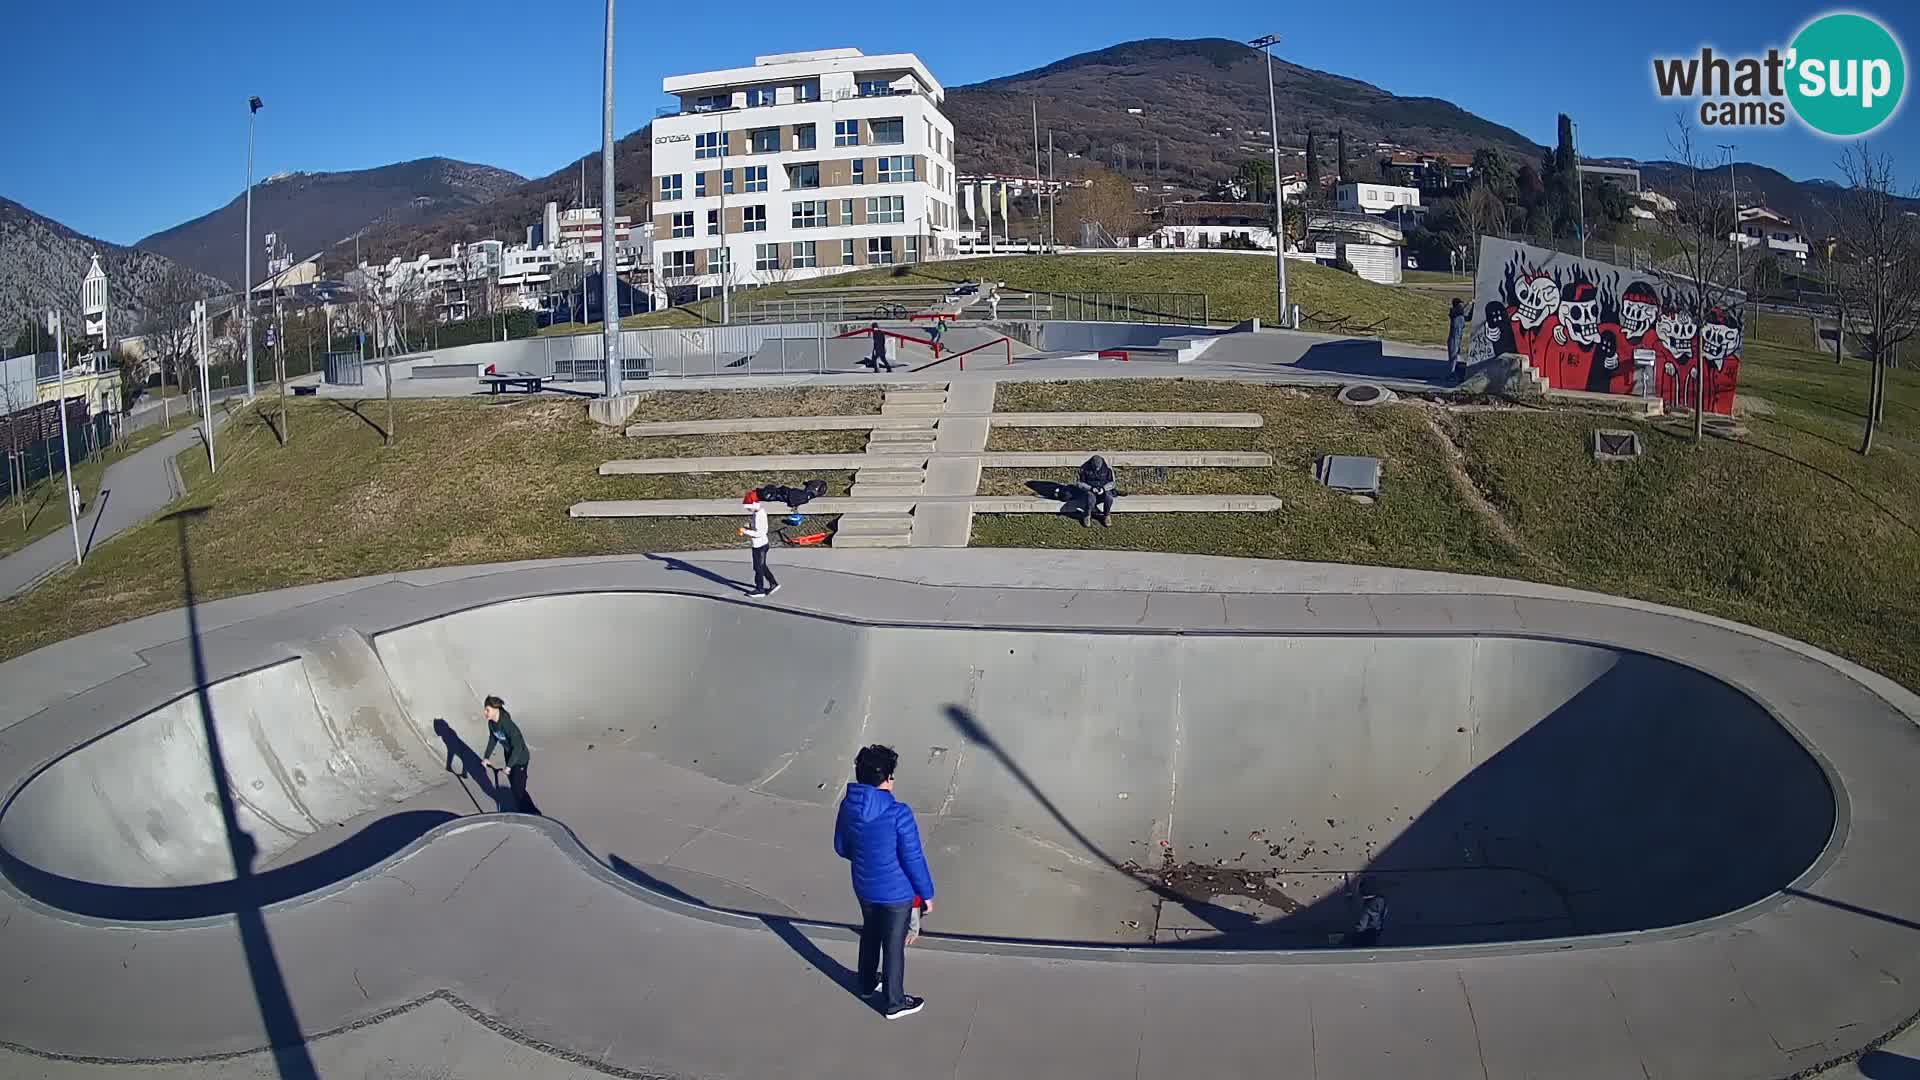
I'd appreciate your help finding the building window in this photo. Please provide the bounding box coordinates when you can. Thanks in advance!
[695,172,707,197]
[746,86,775,108]
[795,80,820,103]
[670,212,694,238]
[853,159,865,185]
[842,238,856,264]
[867,236,895,264]
[695,131,725,160]
[743,205,767,232]
[751,128,780,154]
[693,94,728,112]
[788,163,820,189]
[722,169,734,195]
[870,117,904,145]
[841,198,856,224]
[904,235,919,263]
[794,124,816,151]
[791,240,817,268]
[867,195,904,224]
[755,243,781,272]
[709,247,731,274]
[834,119,860,147]
[664,250,697,276]
[878,156,915,183]
[793,201,827,228]
[858,79,893,97]
[744,166,768,192]
[707,209,720,235]
[659,174,683,201]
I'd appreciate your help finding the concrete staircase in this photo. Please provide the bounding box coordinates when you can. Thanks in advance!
[838,386,945,546]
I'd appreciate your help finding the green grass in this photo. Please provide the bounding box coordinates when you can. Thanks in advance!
[566,255,1453,345]
[0,410,201,560]
[4,351,1918,699]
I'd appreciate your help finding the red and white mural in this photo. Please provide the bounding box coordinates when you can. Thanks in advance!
[1470,238,1741,415]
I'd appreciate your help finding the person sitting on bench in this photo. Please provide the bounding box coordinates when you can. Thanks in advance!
[1072,455,1116,528]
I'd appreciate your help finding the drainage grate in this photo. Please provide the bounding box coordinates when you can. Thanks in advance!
[1591,429,1643,462]
[1337,383,1397,407]
[1316,455,1382,496]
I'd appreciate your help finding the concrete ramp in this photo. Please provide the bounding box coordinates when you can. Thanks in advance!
[0,594,1834,948]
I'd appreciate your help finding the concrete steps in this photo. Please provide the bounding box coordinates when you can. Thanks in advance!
[849,482,925,499]
[853,467,927,486]
[884,389,950,407]
[880,403,946,418]
[831,513,916,548]
[599,451,1273,475]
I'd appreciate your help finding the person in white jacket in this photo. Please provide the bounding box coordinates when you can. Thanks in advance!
[740,490,780,598]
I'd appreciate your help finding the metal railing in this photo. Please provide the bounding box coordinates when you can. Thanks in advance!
[1023,291,1211,326]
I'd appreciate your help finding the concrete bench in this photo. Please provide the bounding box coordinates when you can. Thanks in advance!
[412,362,480,380]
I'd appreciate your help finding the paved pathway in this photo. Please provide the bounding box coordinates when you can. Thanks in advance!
[0,551,1915,1079]
[0,415,223,598]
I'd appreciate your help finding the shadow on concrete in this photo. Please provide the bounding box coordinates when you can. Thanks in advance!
[609,854,868,1005]
[1861,1050,1920,1078]
[81,488,109,557]
[644,552,750,593]
[1290,339,1450,383]
[1783,889,1920,933]
[431,717,495,814]
[165,505,317,1077]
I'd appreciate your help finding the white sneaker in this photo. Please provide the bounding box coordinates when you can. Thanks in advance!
[883,996,925,1020]
[745,590,768,599]
[766,584,782,597]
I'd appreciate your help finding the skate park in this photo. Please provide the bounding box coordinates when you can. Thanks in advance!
[0,548,1917,1078]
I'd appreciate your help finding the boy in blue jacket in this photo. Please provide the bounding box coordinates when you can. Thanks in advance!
[834,744,935,1019]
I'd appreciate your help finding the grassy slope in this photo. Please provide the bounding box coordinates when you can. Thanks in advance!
[0,410,202,560]
[3,335,1915,697]
[563,255,1452,346]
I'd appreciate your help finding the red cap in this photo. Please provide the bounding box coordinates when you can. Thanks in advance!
[743,490,760,504]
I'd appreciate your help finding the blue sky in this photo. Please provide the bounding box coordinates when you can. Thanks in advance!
[3,0,1914,245]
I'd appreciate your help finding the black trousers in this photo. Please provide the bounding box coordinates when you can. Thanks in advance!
[751,544,777,591]
[872,342,892,371]
[857,900,912,1009]
[1075,484,1113,520]
[504,766,531,813]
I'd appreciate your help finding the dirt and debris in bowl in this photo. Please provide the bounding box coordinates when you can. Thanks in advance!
[1122,853,1307,915]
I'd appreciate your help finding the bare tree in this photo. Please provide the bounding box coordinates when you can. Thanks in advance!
[0,376,29,528]
[1831,144,1920,454]
[378,270,429,447]
[1056,167,1144,246]
[1653,117,1742,444]
[1460,184,1509,271]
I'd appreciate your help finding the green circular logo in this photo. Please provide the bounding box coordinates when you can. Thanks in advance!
[1788,12,1906,137]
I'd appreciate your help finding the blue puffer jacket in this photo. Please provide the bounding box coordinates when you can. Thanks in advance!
[833,784,936,905]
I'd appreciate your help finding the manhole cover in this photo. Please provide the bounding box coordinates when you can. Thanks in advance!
[1591,429,1643,462]
[1316,455,1382,495]
[1337,383,1397,407]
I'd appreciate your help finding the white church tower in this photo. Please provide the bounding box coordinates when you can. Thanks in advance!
[80,254,109,350]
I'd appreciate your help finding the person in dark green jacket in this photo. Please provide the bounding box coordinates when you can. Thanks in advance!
[480,695,535,814]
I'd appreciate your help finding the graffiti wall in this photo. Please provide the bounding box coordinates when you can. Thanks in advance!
[1469,237,1742,415]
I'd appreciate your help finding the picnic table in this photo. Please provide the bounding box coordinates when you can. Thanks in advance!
[479,372,546,395]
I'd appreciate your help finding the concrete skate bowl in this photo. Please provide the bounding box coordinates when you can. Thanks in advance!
[0,593,1838,950]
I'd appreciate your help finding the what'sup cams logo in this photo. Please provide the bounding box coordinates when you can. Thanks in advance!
[1652,12,1906,136]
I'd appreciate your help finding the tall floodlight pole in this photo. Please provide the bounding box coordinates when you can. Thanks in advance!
[1032,99,1041,249]
[195,300,216,473]
[244,96,262,400]
[718,110,730,324]
[601,0,622,395]
[49,310,81,567]
[1250,35,1289,328]
[1719,143,1740,286]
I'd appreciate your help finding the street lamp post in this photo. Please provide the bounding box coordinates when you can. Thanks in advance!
[48,310,81,567]
[244,96,262,401]
[1719,143,1740,286]
[1573,119,1586,259]
[1250,35,1289,328]
[601,0,623,395]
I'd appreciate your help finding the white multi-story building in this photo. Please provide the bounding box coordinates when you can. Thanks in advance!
[1733,206,1810,262]
[1336,183,1421,215]
[650,48,958,300]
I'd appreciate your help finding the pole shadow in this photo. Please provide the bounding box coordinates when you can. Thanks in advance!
[165,505,320,1078]
[330,399,389,442]
[81,488,110,557]
[431,718,495,813]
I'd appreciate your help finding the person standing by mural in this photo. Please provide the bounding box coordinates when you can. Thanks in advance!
[1447,299,1468,380]
[1700,308,1743,416]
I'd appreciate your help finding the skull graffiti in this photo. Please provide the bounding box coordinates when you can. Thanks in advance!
[1516,274,1558,329]
[1656,309,1696,359]
[1620,283,1660,339]
[1557,282,1601,346]
[1700,308,1740,367]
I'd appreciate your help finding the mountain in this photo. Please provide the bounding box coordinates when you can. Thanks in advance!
[0,196,227,350]
[135,157,525,287]
[347,134,654,269]
[1630,159,1916,232]
[944,38,1543,189]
